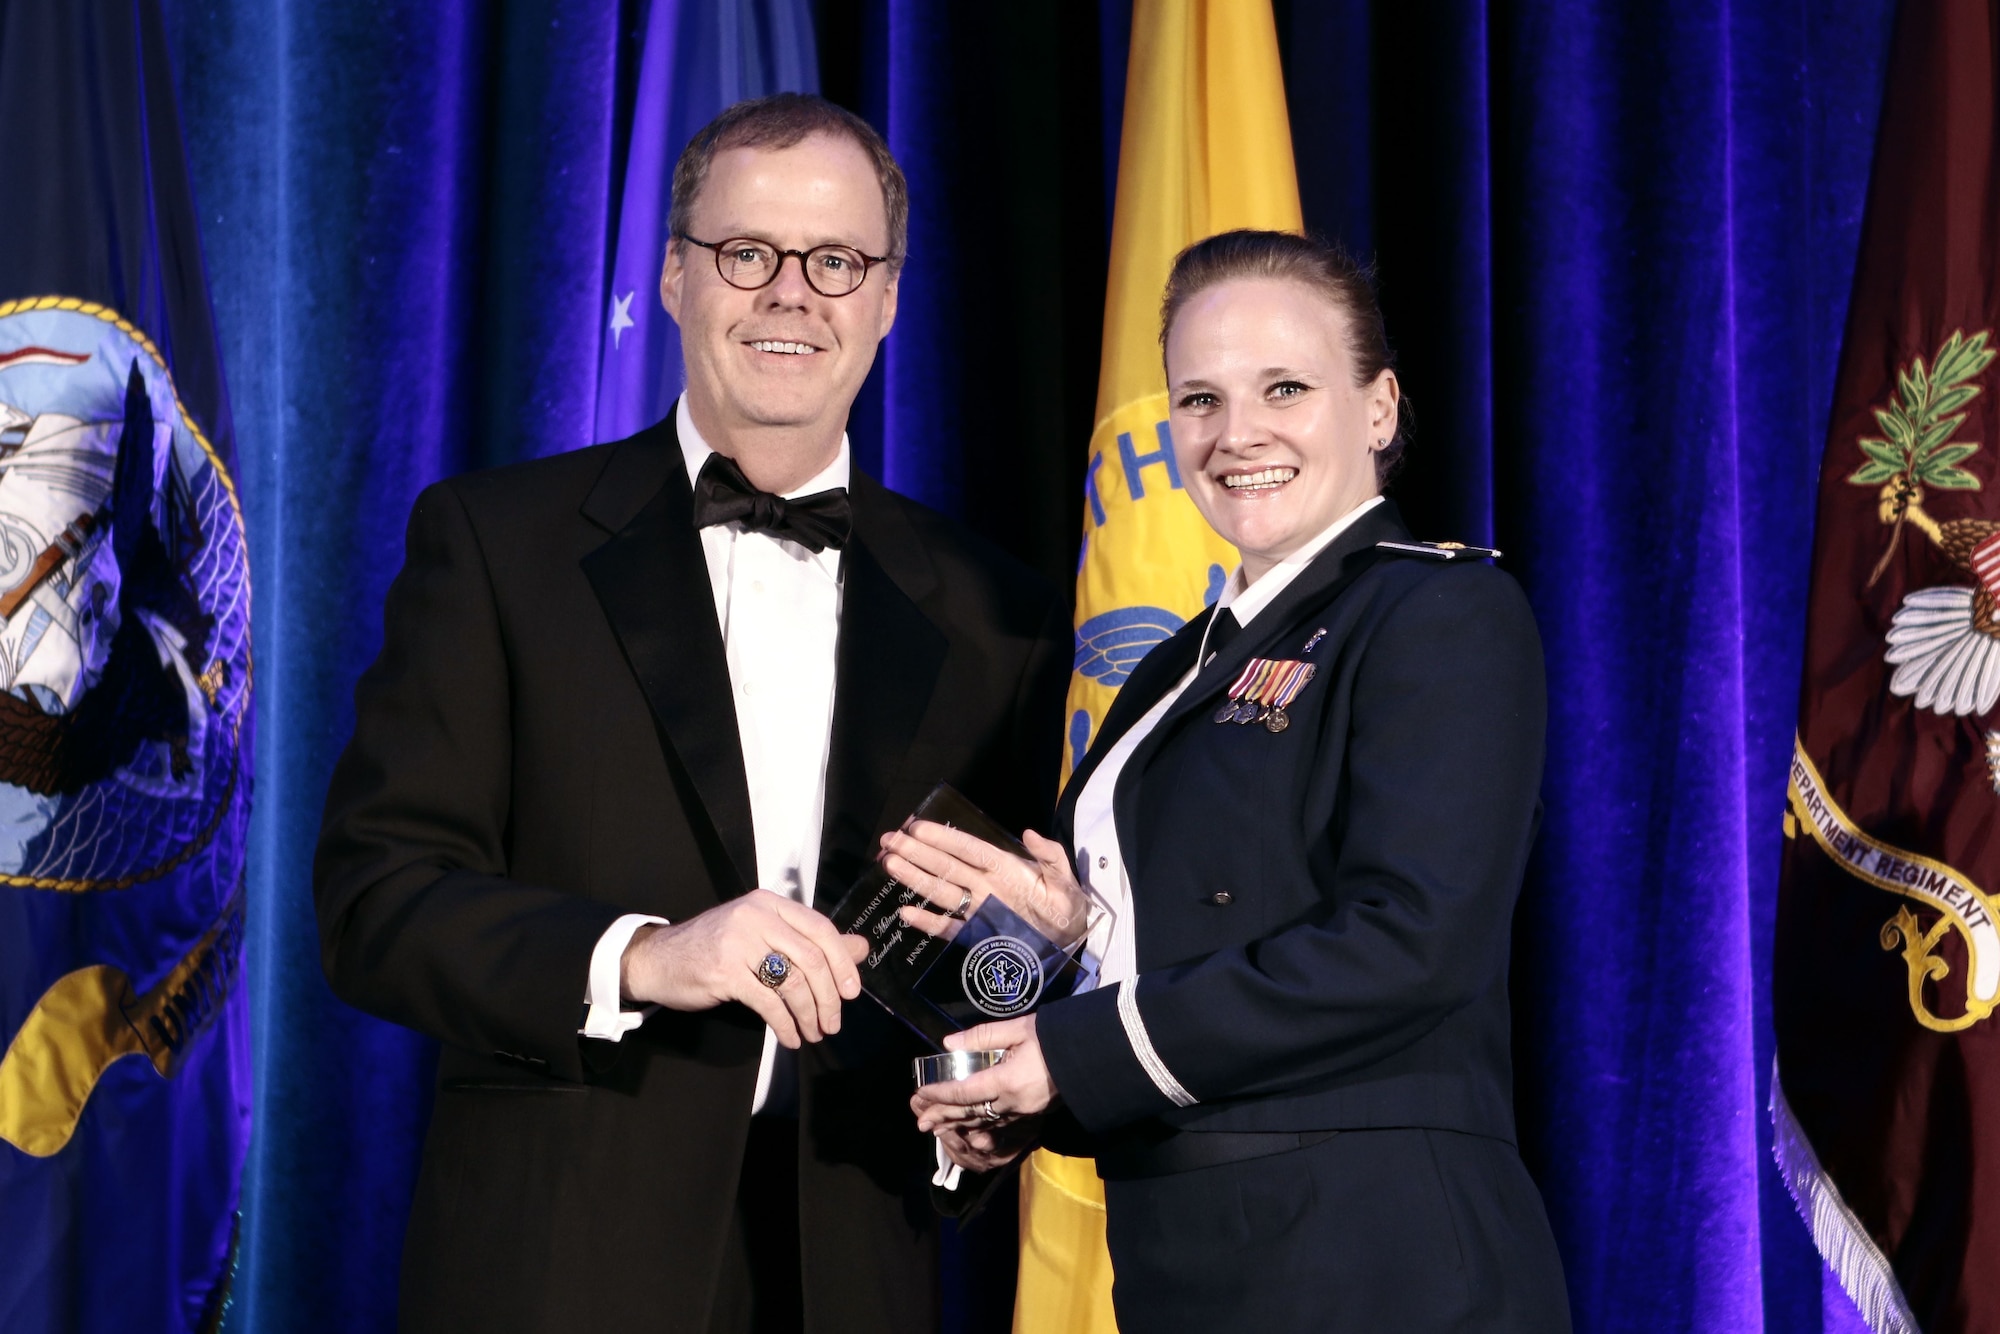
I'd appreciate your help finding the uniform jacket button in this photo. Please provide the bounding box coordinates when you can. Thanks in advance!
[1209,891,1233,905]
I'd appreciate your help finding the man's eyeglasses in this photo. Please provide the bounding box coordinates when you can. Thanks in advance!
[680,235,889,298]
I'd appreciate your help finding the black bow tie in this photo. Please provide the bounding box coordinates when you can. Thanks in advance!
[690,452,851,553]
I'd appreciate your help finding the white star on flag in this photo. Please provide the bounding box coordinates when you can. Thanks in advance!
[608,291,635,350]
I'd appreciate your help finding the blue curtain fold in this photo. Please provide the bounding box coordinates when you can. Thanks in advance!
[1489,5,1895,1330]
[878,0,959,509]
[149,0,1910,1328]
[1272,1,1896,1325]
[162,5,630,1330]
[823,0,1094,581]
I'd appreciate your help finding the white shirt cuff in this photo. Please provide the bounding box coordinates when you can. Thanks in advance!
[932,1136,963,1191]
[579,913,668,1040]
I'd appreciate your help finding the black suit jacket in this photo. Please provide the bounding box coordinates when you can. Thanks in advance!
[1037,501,1546,1145]
[313,413,1069,1334]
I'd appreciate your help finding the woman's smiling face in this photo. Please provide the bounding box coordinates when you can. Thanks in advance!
[1165,277,1399,583]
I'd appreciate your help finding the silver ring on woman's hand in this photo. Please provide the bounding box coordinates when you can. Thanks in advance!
[951,890,973,921]
[756,952,792,989]
[979,1100,1001,1123]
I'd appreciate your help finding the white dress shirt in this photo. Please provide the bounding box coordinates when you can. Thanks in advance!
[579,398,848,1117]
[1071,495,1385,1097]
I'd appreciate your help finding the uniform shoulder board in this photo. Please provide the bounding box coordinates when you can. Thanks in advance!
[1375,540,1503,562]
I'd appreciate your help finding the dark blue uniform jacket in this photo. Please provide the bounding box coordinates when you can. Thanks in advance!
[1037,501,1547,1147]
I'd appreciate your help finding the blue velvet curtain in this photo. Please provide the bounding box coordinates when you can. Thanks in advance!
[151,0,1907,1329]
[1464,7,1892,1329]
[161,6,638,1330]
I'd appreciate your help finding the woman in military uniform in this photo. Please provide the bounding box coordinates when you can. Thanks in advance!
[885,229,1569,1331]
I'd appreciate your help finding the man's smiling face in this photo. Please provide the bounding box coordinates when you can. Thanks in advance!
[661,132,898,446]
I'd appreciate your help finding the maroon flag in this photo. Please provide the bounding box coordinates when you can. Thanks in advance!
[1774,4,2000,1330]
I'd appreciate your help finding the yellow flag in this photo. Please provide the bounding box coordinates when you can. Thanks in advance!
[1016,2,1302,1329]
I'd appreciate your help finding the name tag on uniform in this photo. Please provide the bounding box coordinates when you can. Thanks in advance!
[1213,657,1316,733]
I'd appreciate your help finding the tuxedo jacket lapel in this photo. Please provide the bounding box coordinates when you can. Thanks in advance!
[816,473,947,910]
[578,421,950,910]
[579,417,760,896]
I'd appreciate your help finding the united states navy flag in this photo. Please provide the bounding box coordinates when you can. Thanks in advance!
[0,3,253,1331]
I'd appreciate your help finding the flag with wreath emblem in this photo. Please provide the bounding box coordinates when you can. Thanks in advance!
[1773,4,2000,1330]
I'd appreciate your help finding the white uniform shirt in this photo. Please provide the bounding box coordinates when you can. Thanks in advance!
[579,398,848,1116]
[1073,496,1385,993]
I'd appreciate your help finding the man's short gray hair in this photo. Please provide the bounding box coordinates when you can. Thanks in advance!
[668,93,908,268]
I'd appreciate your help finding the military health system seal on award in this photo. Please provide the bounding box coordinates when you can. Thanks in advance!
[962,934,1045,1019]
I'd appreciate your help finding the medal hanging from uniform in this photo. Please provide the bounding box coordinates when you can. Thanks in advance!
[1214,658,1316,733]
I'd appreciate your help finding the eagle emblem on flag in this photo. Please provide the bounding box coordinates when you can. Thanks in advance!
[1792,326,2000,1036]
[1852,331,2000,719]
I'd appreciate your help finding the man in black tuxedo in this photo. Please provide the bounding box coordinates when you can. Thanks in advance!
[313,93,1069,1334]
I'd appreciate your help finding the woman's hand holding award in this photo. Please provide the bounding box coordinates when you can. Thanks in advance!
[826,784,1109,1170]
[828,783,1108,1050]
[881,818,1093,952]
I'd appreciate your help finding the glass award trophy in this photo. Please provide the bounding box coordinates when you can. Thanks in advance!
[829,783,1110,1051]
